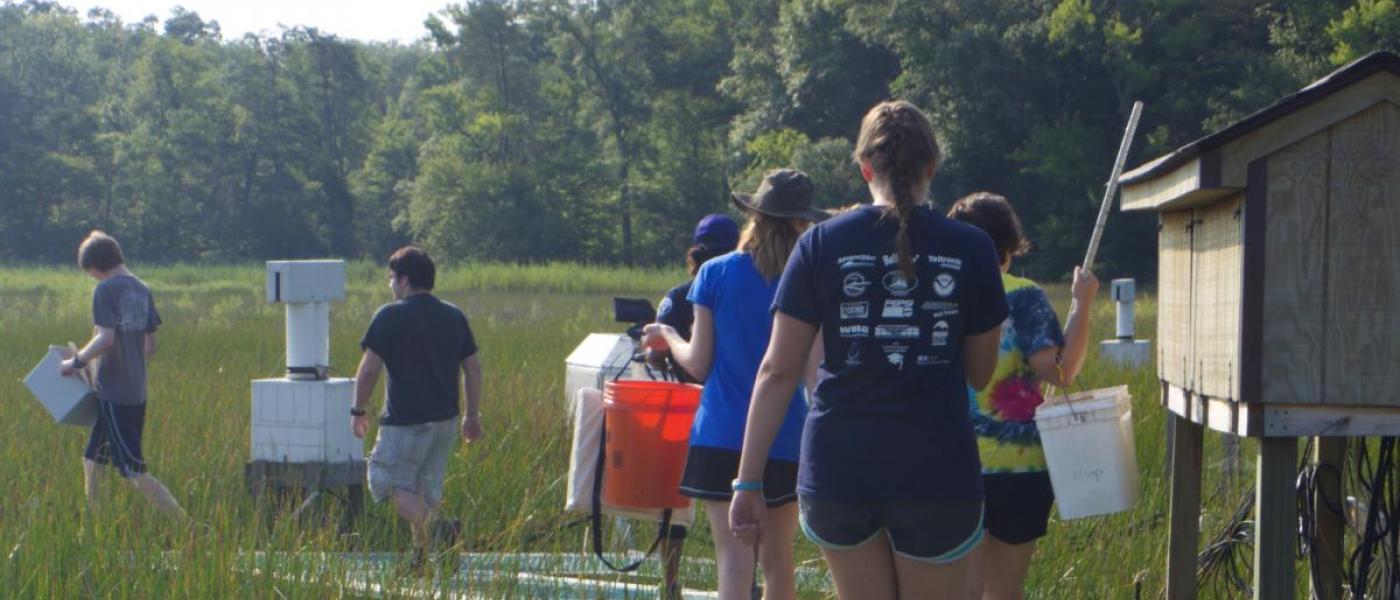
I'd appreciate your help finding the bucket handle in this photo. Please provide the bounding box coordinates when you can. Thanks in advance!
[1044,351,1085,421]
[590,411,674,573]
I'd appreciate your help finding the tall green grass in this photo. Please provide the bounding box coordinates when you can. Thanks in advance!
[0,264,1263,598]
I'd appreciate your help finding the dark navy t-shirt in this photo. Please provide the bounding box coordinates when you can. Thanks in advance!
[360,293,478,426]
[773,205,1009,501]
[656,282,694,341]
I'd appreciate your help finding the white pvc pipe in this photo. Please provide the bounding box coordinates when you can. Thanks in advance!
[1116,301,1135,340]
[1083,101,1144,273]
[286,302,330,372]
[1112,278,1136,339]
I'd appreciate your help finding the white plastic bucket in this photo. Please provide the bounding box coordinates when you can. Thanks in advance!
[1034,385,1138,520]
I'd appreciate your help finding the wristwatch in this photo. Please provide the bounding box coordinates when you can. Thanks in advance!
[350,408,367,417]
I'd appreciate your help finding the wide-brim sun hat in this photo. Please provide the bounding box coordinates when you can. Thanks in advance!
[732,169,831,223]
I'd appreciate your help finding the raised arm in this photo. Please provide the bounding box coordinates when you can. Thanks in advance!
[1029,266,1099,386]
[730,312,818,545]
[643,305,716,382]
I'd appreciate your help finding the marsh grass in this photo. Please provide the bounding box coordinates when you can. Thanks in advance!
[0,264,1262,598]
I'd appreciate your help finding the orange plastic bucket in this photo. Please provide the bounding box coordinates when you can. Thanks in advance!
[602,380,702,510]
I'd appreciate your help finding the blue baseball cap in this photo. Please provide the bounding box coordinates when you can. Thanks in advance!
[694,214,739,251]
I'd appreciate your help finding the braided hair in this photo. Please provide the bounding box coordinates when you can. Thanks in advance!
[852,101,942,280]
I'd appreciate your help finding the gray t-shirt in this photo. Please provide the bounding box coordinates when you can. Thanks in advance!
[92,275,161,405]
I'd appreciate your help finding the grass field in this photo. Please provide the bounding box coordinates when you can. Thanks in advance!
[0,262,1265,598]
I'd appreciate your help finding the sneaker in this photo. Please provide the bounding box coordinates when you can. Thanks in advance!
[431,519,463,573]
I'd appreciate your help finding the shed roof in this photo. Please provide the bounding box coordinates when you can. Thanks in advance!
[1120,51,1400,187]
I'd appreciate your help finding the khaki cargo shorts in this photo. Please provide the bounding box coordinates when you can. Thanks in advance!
[367,417,459,505]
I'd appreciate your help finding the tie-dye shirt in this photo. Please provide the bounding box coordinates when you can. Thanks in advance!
[969,273,1065,473]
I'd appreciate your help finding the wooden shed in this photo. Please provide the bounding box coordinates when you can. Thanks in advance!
[1121,51,1399,600]
[1120,50,1400,438]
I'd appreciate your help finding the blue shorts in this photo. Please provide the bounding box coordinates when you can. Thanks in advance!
[798,495,983,563]
[84,400,147,478]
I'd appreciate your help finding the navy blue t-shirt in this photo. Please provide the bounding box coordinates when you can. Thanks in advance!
[360,293,478,426]
[656,281,694,341]
[773,205,1009,501]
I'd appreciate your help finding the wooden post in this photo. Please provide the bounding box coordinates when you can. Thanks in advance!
[1167,413,1205,600]
[1222,434,1242,484]
[1310,438,1346,600]
[1255,437,1299,600]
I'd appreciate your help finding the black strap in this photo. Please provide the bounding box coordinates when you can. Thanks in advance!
[591,411,673,572]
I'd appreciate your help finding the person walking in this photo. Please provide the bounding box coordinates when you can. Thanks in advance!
[61,231,187,520]
[352,246,484,567]
[644,212,740,598]
[947,192,1098,600]
[643,169,828,600]
[729,102,1009,600]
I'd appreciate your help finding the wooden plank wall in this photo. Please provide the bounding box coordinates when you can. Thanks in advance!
[1192,195,1243,400]
[1324,103,1400,406]
[1159,211,1194,388]
[1263,130,1330,405]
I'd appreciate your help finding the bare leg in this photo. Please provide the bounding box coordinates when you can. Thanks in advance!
[392,489,433,551]
[976,536,1035,600]
[660,526,686,599]
[130,474,187,521]
[702,499,758,599]
[893,548,974,600]
[822,531,897,600]
[966,538,986,600]
[758,502,799,600]
[83,459,107,508]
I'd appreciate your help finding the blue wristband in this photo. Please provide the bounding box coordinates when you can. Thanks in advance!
[731,479,763,492]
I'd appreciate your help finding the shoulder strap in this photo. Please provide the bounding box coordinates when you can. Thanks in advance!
[591,411,673,572]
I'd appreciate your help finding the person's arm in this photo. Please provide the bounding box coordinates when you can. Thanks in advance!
[61,326,115,375]
[144,331,158,358]
[460,353,484,442]
[803,329,824,392]
[1029,266,1100,386]
[351,349,383,439]
[963,327,1001,391]
[730,312,819,545]
[642,305,715,382]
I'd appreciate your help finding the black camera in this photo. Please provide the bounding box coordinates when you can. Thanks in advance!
[613,298,656,341]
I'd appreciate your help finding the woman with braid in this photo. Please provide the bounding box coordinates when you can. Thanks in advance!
[729,101,1008,599]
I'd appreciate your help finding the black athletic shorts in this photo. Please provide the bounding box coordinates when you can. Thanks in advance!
[982,471,1055,544]
[677,445,798,507]
[84,400,147,479]
[799,495,984,563]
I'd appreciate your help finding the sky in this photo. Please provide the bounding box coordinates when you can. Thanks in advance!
[74,0,453,43]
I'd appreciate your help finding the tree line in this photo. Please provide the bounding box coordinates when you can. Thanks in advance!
[1,0,1395,280]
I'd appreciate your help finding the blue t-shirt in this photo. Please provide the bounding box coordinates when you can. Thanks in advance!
[687,252,807,462]
[773,205,1009,500]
